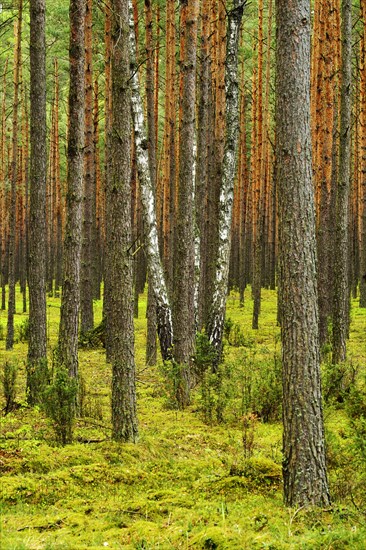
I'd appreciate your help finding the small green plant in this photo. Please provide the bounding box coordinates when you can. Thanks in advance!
[192,332,217,381]
[344,377,366,464]
[18,317,30,342]
[242,413,258,459]
[83,396,104,420]
[159,360,185,410]
[79,319,105,348]
[199,364,232,424]
[77,374,87,417]
[0,322,5,341]
[322,360,358,404]
[2,361,17,414]
[232,350,282,422]
[224,317,234,341]
[26,358,50,405]
[43,365,78,445]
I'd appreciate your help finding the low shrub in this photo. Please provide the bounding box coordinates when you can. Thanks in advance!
[2,361,17,414]
[43,366,78,445]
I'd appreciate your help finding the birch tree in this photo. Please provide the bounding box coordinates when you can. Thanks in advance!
[206,0,245,364]
[128,0,173,361]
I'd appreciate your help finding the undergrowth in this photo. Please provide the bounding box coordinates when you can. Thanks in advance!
[0,286,365,549]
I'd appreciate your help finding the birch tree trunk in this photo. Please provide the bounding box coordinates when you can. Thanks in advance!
[332,0,352,364]
[206,0,245,364]
[276,0,330,507]
[27,0,48,403]
[128,0,173,361]
[58,0,85,378]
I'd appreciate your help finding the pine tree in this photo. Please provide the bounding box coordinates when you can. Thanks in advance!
[276,0,330,506]
[27,0,48,403]
[58,0,85,378]
[105,0,138,442]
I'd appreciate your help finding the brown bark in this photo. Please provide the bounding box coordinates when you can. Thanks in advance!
[107,0,138,442]
[145,0,157,366]
[58,0,86,378]
[276,0,330,507]
[27,0,48,401]
[93,76,102,299]
[80,0,95,335]
[7,1,22,350]
[252,0,264,330]
[332,0,352,364]
[359,0,366,306]
[0,59,8,313]
[173,0,199,407]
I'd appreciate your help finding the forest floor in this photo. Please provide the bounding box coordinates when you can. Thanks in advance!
[1,287,366,549]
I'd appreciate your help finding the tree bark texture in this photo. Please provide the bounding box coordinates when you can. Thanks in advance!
[80,0,95,335]
[6,2,22,351]
[0,59,7,314]
[106,0,138,443]
[276,0,330,507]
[332,0,352,364]
[58,0,85,378]
[172,0,199,406]
[206,0,245,364]
[145,0,157,366]
[360,0,366,306]
[27,0,48,402]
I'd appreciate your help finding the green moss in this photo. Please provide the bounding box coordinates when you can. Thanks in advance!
[0,286,366,548]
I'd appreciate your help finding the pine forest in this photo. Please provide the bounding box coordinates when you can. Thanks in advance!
[1,0,366,547]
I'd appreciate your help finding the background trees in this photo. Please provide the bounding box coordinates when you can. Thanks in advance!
[0,0,365,507]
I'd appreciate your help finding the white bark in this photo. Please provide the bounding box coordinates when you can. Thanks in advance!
[207,0,246,360]
[128,0,173,360]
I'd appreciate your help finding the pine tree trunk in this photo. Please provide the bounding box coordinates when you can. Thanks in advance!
[252,0,264,330]
[54,59,63,294]
[196,0,211,328]
[172,0,199,407]
[80,0,95,335]
[93,77,102,299]
[359,0,366,306]
[332,0,352,364]
[106,0,138,443]
[145,0,157,366]
[58,0,85,378]
[276,0,330,507]
[6,1,22,350]
[0,59,8,313]
[27,0,48,403]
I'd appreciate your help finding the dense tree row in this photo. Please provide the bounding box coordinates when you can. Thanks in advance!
[0,0,365,507]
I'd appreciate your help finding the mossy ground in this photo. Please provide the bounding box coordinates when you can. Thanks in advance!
[1,287,366,549]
